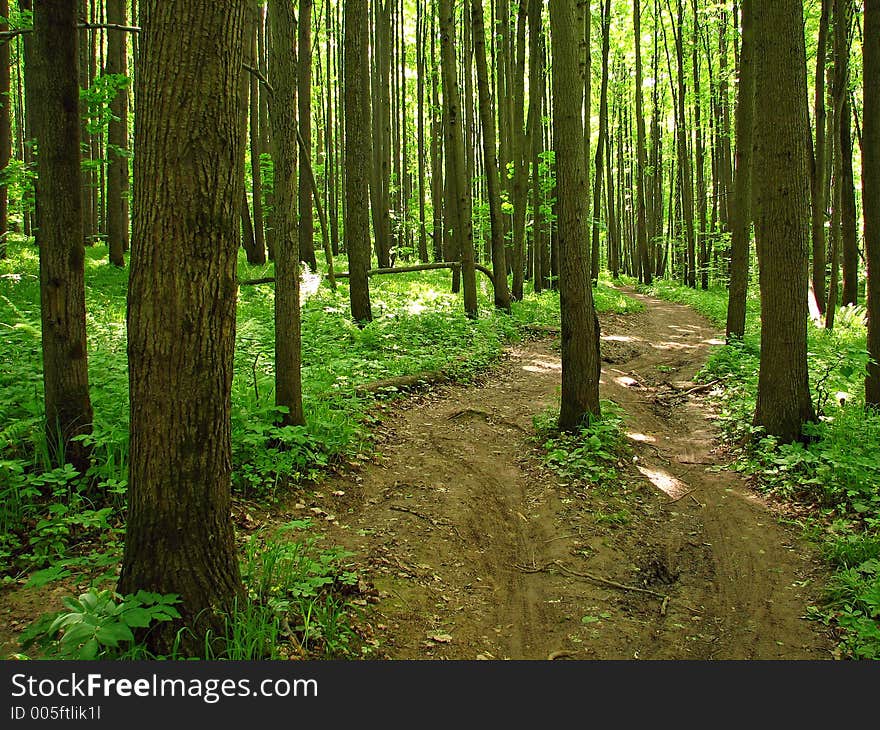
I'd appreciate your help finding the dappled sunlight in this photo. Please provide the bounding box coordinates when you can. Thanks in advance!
[626,431,656,443]
[703,338,725,345]
[636,465,690,499]
[601,334,637,343]
[651,340,700,351]
[614,375,641,388]
[522,358,562,374]
[300,267,323,301]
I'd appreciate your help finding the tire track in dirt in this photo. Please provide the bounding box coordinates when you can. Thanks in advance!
[304,288,833,659]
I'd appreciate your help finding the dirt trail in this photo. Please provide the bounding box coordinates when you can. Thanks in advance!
[307,288,833,659]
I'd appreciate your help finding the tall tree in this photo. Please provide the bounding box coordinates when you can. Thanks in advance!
[590,0,611,284]
[345,0,373,325]
[810,0,832,313]
[439,0,478,318]
[268,0,305,427]
[550,0,601,430]
[866,0,880,406]
[752,0,816,442]
[633,0,651,284]
[298,0,317,271]
[106,0,129,267]
[472,0,510,311]
[30,0,94,473]
[118,0,246,654]
[0,0,10,259]
[725,0,755,340]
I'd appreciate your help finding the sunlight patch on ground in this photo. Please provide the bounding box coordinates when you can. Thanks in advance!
[615,375,641,388]
[601,334,636,343]
[702,338,725,346]
[651,341,699,351]
[522,359,562,374]
[636,465,690,499]
[626,431,656,443]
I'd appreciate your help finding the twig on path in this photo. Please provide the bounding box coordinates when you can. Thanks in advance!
[547,650,576,660]
[664,489,695,505]
[512,560,667,600]
[388,504,465,541]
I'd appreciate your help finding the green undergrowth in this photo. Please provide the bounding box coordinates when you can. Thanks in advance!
[637,275,880,659]
[1,237,640,655]
[533,400,630,488]
[19,519,363,660]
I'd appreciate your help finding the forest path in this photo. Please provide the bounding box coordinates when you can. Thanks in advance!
[306,288,833,659]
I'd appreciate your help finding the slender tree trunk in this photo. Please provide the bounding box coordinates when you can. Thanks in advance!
[726,0,755,340]
[752,0,816,443]
[865,0,880,406]
[811,0,832,314]
[550,0,601,430]
[590,0,610,284]
[634,0,651,285]
[248,1,267,264]
[692,0,708,289]
[511,0,528,299]
[472,0,511,311]
[440,0,478,318]
[268,0,304,427]
[840,93,858,306]
[345,0,373,325]
[297,0,317,272]
[105,0,129,267]
[118,0,246,656]
[0,0,9,258]
[416,0,429,263]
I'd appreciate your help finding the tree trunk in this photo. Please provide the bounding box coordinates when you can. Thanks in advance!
[590,0,611,284]
[550,0,601,430]
[634,0,651,285]
[811,0,832,314]
[865,0,880,406]
[510,0,528,299]
[268,0,305,428]
[247,0,267,264]
[297,0,317,272]
[118,0,246,655]
[105,0,129,267]
[472,0,511,311]
[440,0,478,318]
[840,93,858,306]
[726,0,755,341]
[345,0,373,325]
[31,0,94,474]
[752,0,816,443]
[0,0,10,258]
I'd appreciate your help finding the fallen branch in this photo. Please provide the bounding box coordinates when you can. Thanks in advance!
[513,560,668,601]
[355,371,448,397]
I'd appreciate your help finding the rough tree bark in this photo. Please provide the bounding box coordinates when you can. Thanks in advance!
[298,0,317,272]
[31,0,94,473]
[550,0,601,430]
[752,0,816,442]
[344,0,373,325]
[268,0,305,427]
[118,0,246,655]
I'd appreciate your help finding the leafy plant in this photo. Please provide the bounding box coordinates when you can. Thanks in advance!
[22,588,180,660]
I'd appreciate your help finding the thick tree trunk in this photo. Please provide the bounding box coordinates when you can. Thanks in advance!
[472,0,511,312]
[268,0,305,428]
[118,0,246,655]
[247,0,267,265]
[752,0,816,443]
[440,0,478,318]
[550,0,601,430]
[31,0,94,474]
[344,0,373,325]
[866,0,880,406]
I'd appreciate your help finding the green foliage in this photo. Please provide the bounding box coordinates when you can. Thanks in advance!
[21,588,180,660]
[226,520,361,659]
[534,401,628,486]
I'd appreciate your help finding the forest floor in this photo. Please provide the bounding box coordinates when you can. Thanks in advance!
[302,288,835,659]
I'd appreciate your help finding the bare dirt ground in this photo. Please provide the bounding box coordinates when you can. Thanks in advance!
[300,288,834,659]
[0,289,835,661]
